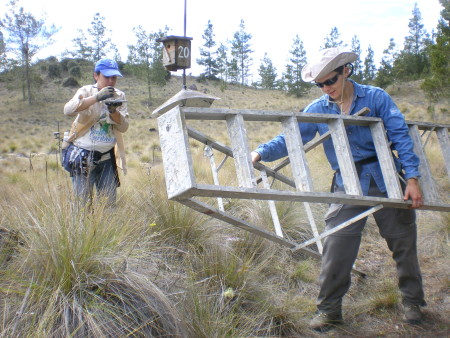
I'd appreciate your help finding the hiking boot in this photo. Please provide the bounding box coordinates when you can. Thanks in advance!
[404,303,423,324]
[309,312,343,332]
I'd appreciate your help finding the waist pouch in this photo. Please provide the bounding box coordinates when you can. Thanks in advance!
[62,143,112,176]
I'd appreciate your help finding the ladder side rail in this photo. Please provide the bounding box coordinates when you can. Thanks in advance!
[157,106,196,199]
[408,124,439,202]
[370,121,403,199]
[180,198,297,249]
[292,204,384,252]
[328,118,363,195]
[281,116,323,252]
[281,116,314,192]
[436,127,450,182]
[190,183,450,211]
[303,202,323,254]
[260,169,284,237]
[182,107,379,125]
[204,145,225,211]
[226,114,257,188]
[407,120,450,130]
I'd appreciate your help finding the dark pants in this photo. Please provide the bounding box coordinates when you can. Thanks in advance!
[71,158,117,205]
[317,179,426,315]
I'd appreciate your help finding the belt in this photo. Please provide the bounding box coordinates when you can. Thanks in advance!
[355,156,379,166]
[336,156,378,173]
[332,156,379,192]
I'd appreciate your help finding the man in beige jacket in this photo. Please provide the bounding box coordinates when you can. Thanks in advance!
[63,58,129,205]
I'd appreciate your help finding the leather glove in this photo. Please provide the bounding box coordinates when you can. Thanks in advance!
[96,86,115,101]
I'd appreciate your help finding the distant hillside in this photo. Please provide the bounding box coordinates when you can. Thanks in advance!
[0,61,448,159]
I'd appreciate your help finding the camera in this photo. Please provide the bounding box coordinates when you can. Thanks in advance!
[104,98,127,107]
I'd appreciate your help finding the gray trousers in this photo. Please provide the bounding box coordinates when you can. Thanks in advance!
[317,179,426,314]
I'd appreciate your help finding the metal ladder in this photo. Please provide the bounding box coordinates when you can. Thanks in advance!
[156,105,450,272]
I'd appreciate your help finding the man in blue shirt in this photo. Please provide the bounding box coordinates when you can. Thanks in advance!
[251,48,425,331]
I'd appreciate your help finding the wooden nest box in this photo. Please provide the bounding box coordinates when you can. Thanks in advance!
[157,35,193,71]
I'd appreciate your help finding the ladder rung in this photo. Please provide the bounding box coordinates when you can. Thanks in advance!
[226,114,256,188]
[329,118,362,195]
[408,124,439,202]
[281,116,313,192]
[436,127,450,181]
[370,121,403,199]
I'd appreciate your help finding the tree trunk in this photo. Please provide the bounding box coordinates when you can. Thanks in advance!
[26,59,32,105]
[22,47,32,104]
[146,62,152,106]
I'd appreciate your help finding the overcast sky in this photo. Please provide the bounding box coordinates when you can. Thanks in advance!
[1,0,444,80]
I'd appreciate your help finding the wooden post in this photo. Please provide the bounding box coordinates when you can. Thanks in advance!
[204,145,225,211]
[370,121,403,199]
[226,114,256,188]
[157,106,196,199]
[408,124,438,202]
[436,127,450,181]
[329,119,362,195]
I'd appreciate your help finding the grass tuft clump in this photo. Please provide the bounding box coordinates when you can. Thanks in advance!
[0,180,186,337]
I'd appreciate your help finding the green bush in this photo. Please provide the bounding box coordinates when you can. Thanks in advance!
[68,65,81,78]
[47,63,61,79]
[62,76,79,87]
[59,58,72,71]
[67,60,78,70]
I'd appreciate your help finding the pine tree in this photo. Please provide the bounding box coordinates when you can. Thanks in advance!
[283,34,310,97]
[216,42,228,85]
[227,57,239,85]
[374,38,397,89]
[322,27,345,49]
[350,35,363,82]
[127,26,169,105]
[257,53,278,89]
[88,13,111,61]
[71,30,93,60]
[393,3,431,80]
[71,12,114,62]
[110,43,121,62]
[0,31,7,72]
[230,19,253,86]
[421,0,450,100]
[197,20,219,80]
[363,45,376,83]
[281,64,294,92]
[0,0,59,104]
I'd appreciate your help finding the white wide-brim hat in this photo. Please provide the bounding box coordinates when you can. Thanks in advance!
[301,47,358,82]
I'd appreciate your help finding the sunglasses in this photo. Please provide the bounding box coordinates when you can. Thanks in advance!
[314,73,340,88]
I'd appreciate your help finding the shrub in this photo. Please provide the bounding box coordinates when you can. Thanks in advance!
[67,60,78,70]
[62,77,79,87]
[68,65,81,78]
[46,56,58,63]
[47,63,61,79]
[60,58,74,71]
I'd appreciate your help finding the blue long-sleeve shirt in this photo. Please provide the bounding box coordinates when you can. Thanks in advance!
[255,80,420,195]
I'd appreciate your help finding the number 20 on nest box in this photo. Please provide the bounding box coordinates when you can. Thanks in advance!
[157,35,193,71]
